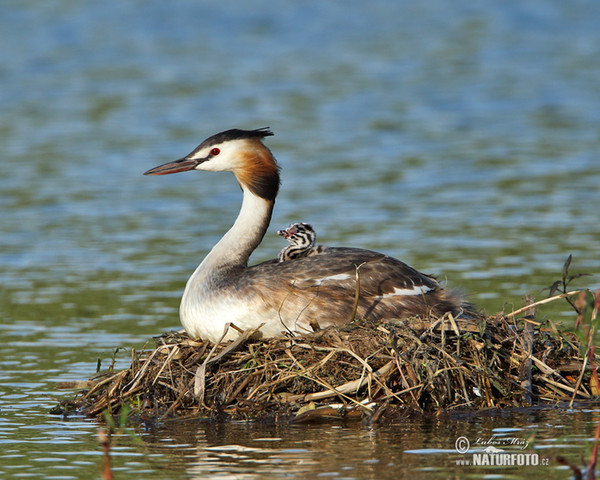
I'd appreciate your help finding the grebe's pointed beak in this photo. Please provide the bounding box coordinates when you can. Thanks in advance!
[144,157,199,176]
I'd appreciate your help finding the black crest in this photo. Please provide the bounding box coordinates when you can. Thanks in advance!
[199,127,273,148]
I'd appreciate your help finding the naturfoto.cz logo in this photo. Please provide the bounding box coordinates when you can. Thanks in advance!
[454,436,550,467]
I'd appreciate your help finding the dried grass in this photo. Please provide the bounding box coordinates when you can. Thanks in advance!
[56,289,600,423]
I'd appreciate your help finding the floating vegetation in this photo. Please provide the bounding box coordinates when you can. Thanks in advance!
[56,259,600,423]
[56,295,600,422]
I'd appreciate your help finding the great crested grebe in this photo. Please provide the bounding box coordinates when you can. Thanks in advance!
[277,222,325,262]
[145,128,473,342]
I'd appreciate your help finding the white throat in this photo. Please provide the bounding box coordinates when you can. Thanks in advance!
[179,184,274,340]
[185,185,273,290]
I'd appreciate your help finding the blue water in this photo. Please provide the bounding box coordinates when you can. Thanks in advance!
[1,1,600,478]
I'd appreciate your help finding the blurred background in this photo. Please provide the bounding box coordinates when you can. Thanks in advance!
[1,1,599,477]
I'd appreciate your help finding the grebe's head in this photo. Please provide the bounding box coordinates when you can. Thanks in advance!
[144,128,280,200]
[277,222,316,246]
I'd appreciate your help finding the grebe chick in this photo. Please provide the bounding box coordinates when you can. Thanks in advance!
[277,222,325,262]
[144,128,475,343]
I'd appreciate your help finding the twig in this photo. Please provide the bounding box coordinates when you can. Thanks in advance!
[445,312,462,358]
[250,350,339,399]
[350,263,366,322]
[538,376,591,398]
[194,323,263,400]
[505,290,582,319]
[520,295,535,405]
[283,360,394,402]
[227,374,254,403]
[152,345,180,385]
[159,387,191,420]
[83,371,132,400]
[303,373,374,410]
[441,313,446,350]
[570,303,598,407]
[126,344,172,393]
[395,354,419,406]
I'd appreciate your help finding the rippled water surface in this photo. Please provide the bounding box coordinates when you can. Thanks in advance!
[2,1,600,478]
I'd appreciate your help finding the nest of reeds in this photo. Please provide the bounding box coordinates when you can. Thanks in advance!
[56,289,600,423]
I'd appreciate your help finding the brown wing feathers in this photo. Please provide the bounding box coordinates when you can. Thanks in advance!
[243,247,464,324]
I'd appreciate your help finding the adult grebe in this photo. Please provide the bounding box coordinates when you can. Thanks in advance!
[145,128,472,342]
[277,222,325,262]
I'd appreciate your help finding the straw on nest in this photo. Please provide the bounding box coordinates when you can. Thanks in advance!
[56,289,599,423]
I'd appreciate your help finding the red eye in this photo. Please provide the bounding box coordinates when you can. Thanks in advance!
[210,148,220,156]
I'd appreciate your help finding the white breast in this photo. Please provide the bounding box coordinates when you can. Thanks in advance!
[180,267,294,342]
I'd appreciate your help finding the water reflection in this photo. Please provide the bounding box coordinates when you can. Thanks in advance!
[2,0,600,478]
[132,407,600,479]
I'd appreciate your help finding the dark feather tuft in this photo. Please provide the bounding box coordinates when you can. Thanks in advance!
[199,128,273,148]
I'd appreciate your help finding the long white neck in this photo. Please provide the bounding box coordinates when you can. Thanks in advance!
[194,185,274,282]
